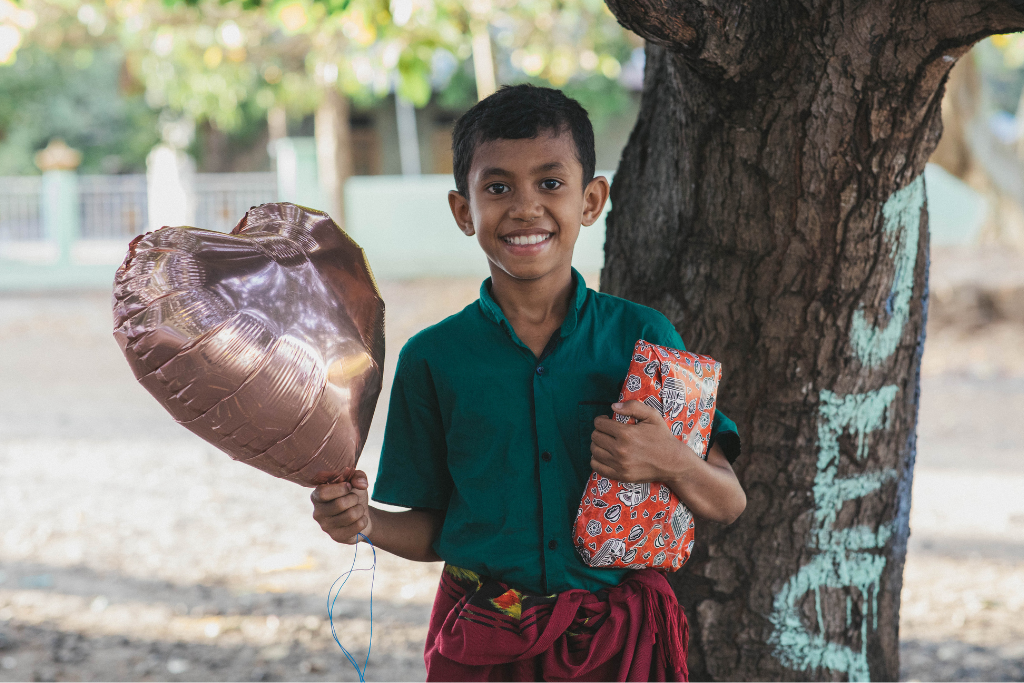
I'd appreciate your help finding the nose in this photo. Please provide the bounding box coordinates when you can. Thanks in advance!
[508,188,543,222]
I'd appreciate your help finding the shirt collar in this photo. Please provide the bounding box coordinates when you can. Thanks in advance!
[478,267,588,339]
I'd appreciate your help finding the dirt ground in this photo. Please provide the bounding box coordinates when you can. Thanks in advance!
[0,251,1022,682]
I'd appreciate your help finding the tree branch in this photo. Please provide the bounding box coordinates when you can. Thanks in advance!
[604,0,793,78]
[918,0,1024,42]
[604,0,704,50]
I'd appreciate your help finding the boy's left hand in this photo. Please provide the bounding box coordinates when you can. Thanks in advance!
[590,400,697,483]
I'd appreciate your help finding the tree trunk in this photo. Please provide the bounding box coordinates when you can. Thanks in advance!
[268,106,288,146]
[600,1,1024,680]
[315,87,352,229]
[199,121,230,173]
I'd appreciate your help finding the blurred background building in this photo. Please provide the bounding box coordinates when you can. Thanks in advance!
[0,0,648,285]
[1,0,1021,286]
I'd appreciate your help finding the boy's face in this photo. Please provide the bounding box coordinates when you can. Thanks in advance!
[448,129,608,285]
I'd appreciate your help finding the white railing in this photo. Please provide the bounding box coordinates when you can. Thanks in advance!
[79,174,148,239]
[0,172,279,246]
[0,176,43,241]
[195,172,278,233]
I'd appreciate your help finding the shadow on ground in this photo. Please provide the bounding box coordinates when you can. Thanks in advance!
[0,560,431,682]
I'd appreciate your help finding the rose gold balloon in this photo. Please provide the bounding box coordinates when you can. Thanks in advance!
[112,203,385,487]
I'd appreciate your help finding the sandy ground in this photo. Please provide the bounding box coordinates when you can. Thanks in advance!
[0,258,1022,682]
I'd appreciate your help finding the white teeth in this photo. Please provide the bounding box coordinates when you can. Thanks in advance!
[504,233,551,246]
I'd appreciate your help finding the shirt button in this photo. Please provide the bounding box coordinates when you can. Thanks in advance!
[541,451,552,462]
[548,540,558,550]
[536,365,545,375]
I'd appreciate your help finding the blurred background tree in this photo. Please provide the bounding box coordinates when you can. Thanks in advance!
[6,0,1024,248]
[1,0,642,225]
[0,0,161,175]
[930,35,1024,249]
[7,0,1021,250]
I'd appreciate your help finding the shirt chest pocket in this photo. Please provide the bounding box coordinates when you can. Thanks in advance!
[577,401,613,466]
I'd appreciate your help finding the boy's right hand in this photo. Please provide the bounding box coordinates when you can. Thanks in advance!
[311,467,372,544]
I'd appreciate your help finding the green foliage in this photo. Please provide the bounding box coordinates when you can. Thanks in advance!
[0,0,640,175]
[0,43,160,174]
[127,0,637,115]
[435,61,477,111]
[397,49,431,104]
[559,72,633,130]
[116,2,319,130]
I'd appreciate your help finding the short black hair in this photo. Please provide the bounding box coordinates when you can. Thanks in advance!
[451,84,596,197]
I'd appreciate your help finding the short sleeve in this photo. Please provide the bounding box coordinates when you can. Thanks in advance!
[709,411,741,465]
[371,347,453,510]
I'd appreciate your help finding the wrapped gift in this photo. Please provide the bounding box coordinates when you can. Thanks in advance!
[573,339,721,571]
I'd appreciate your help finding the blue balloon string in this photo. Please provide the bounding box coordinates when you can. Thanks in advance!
[327,533,376,683]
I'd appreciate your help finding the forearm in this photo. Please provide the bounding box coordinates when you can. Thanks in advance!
[664,445,746,524]
[366,507,444,562]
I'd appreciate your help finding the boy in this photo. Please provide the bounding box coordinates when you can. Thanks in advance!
[311,84,746,681]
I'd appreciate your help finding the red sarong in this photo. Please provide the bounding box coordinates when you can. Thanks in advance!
[424,565,689,682]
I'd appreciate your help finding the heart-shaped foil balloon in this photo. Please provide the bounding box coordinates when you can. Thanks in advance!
[112,202,385,487]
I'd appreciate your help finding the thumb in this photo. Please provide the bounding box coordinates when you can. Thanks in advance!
[612,399,663,424]
[348,469,370,490]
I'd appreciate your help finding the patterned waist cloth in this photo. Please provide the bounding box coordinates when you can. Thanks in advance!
[424,565,689,682]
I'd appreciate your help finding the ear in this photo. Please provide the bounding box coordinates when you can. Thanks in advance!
[581,176,610,227]
[448,190,475,236]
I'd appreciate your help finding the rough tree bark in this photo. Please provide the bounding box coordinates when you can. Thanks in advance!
[600,1,1024,680]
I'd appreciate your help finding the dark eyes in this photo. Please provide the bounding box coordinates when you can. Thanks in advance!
[486,179,562,194]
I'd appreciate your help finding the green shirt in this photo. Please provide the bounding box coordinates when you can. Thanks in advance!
[372,269,740,595]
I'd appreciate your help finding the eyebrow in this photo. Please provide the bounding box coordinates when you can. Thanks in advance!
[479,167,512,179]
[531,161,568,174]
[478,161,568,180]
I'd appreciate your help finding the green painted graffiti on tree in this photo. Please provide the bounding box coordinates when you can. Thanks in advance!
[850,176,924,368]
[769,176,924,681]
[768,387,898,681]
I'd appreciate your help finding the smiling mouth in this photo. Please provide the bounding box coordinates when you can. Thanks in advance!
[503,233,552,246]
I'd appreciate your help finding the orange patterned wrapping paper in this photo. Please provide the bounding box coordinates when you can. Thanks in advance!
[573,339,721,571]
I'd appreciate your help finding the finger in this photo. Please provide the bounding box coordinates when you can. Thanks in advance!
[311,482,351,504]
[589,455,617,480]
[589,442,617,468]
[322,502,368,528]
[312,491,362,519]
[611,399,663,424]
[593,414,627,436]
[316,506,367,533]
[328,517,369,544]
[328,491,365,513]
[590,429,618,453]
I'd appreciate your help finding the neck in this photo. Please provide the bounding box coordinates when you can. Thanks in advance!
[488,266,575,328]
